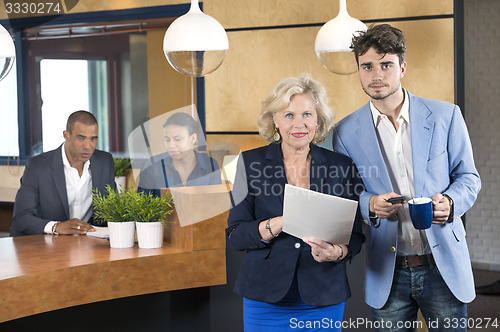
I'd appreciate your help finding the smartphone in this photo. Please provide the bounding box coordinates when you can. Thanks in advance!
[387,196,405,204]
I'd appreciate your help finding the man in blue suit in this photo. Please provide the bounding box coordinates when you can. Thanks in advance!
[332,24,481,331]
[11,111,116,236]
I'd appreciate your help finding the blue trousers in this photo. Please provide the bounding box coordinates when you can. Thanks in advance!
[371,265,467,332]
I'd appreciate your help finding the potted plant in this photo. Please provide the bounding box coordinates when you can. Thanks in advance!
[92,185,136,248]
[113,156,132,192]
[126,190,173,249]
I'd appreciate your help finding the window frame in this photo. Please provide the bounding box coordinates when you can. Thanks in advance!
[0,3,206,165]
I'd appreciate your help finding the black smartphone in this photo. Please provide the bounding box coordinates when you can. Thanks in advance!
[387,196,405,204]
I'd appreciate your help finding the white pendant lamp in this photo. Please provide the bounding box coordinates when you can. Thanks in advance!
[163,0,228,77]
[315,0,367,75]
[0,23,15,82]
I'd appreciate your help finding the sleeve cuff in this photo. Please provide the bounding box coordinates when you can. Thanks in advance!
[44,221,58,234]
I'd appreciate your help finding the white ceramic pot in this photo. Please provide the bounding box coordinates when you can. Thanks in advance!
[135,222,164,249]
[108,221,135,248]
[115,176,126,192]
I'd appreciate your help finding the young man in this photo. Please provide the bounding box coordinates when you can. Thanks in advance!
[10,110,116,236]
[332,24,481,331]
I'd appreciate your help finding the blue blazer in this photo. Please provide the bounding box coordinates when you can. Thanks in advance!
[10,145,116,236]
[332,91,481,308]
[227,143,365,307]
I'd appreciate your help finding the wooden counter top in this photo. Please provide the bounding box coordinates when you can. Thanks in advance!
[0,185,230,323]
[0,231,226,323]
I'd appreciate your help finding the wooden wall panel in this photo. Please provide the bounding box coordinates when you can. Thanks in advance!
[206,134,267,153]
[206,0,453,30]
[205,19,455,134]
[0,0,453,21]
[71,0,181,13]
[0,0,456,184]
[206,26,361,133]
[398,19,455,104]
[147,30,194,120]
[0,0,175,19]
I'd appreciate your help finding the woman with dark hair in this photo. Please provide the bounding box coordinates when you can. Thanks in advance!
[138,112,221,196]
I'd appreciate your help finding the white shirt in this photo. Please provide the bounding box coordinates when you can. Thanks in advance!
[370,89,430,256]
[44,144,93,233]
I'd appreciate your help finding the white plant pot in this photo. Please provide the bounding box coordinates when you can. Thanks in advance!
[115,176,126,192]
[136,222,164,249]
[108,221,135,248]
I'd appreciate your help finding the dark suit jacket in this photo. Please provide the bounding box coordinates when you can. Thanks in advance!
[227,143,365,307]
[10,144,116,236]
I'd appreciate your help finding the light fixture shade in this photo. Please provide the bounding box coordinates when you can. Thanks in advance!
[315,0,367,75]
[163,0,228,77]
[0,23,15,82]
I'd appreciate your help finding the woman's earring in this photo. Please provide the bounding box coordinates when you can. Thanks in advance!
[273,128,281,142]
[310,124,319,144]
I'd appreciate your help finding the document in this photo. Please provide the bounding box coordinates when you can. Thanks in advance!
[282,184,358,244]
[86,226,109,239]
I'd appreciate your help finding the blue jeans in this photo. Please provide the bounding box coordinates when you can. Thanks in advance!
[371,265,467,332]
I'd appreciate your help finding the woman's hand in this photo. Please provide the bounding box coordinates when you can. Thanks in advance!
[259,216,283,242]
[303,237,346,263]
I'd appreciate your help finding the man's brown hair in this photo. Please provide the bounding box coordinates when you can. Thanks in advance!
[350,24,406,66]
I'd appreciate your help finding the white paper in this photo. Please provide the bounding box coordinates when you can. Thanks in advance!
[282,184,358,244]
[86,226,109,239]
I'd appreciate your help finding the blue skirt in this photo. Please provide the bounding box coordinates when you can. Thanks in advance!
[243,278,345,331]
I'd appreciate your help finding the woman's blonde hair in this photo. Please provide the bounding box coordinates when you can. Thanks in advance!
[257,74,334,144]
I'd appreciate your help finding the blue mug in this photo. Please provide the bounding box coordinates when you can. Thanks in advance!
[408,197,433,230]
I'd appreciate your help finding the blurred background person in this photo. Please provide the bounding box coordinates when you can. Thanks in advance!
[138,112,221,196]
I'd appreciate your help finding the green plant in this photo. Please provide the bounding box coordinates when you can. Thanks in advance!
[92,185,134,224]
[113,156,132,177]
[126,190,174,224]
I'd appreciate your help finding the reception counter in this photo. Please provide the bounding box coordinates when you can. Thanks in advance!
[0,185,230,324]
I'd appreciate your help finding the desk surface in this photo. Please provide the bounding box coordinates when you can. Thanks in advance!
[0,234,226,323]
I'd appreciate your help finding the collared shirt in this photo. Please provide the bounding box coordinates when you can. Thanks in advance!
[44,144,93,233]
[370,89,430,256]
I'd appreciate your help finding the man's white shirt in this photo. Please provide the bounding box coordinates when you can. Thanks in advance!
[370,89,430,255]
[44,143,92,233]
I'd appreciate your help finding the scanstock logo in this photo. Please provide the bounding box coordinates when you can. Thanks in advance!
[2,0,79,29]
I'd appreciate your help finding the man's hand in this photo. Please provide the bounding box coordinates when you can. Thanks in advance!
[432,193,451,224]
[369,192,404,219]
[54,218,95,235]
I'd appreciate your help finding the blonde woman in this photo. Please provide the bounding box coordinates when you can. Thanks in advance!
[227,74,365,331]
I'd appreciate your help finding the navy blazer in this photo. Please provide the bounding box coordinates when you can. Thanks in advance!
[10,144,116,236]
[227,143,365,307]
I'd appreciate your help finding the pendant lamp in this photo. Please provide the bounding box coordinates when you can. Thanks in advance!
[163,0,228,77]
[0,23,15,82]
[315,0,367,75]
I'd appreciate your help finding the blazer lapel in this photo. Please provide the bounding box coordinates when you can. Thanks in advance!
[408,93,434,197]
[310,145,326,192]
[52,145,70,220]
[353,106,393,193]
[89,153,100,190]
[264,144,329,203]
[265,143,286,206]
